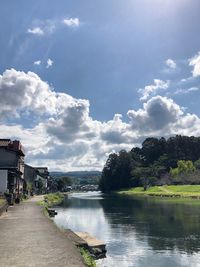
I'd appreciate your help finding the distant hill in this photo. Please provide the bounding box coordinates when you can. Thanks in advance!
[50,171,101,178]
[50,171,101,186]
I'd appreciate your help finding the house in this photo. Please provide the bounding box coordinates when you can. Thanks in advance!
[24,165,50,194]
[34,167,49,194]
[0,139,25,203]
[24,164,37,194]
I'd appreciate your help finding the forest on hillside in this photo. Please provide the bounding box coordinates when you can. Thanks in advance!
[99,135,200,192]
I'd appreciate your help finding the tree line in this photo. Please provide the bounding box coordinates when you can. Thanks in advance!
[99,135,200,192]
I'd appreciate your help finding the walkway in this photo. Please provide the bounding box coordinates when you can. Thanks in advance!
[0,196,86,267]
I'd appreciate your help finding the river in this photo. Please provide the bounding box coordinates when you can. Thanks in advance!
[53,192,200,267]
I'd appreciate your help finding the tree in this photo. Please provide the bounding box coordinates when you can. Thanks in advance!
[194,159,200,170]
[60,176,72,186]
[170,160,196,177]
[99,153,118,192]
[99,135,200,192]
[141,137,166,165]
[57,176,72,191]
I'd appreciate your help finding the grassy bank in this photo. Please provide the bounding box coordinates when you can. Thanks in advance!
[119,185,200,199]
[0,198,6,207]
[38,192,65,208]
[80,248,96,267]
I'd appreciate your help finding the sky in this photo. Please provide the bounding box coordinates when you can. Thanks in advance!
[0,0,200,171]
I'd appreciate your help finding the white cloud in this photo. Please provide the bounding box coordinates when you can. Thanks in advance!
[188,87,199,92]
[63,18,80,27]
[27,27,44,35]
[1,69,200,171]
[0,68,59,118]
[189,52,200,77]
[174,87,199,95]
[138,79,169,101]
[128,96,183,133]
[34,60,41,65]
[100,114,136,144]
[27,20,57,37]
[46,58,53,68]
[27,17,80,38]
[166,58,176,69]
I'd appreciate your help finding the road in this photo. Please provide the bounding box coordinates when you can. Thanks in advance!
[0,196,86,267]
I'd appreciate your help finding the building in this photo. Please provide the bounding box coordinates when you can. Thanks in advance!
[34,167,49,194]
[24,165,50,194]
[24,164,37,194]
[0,139,25,203]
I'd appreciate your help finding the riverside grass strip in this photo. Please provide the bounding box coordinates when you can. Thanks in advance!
[118,185,200,199]
[80,248,97,267]
[38,192,65,208]
[0,198,6,206]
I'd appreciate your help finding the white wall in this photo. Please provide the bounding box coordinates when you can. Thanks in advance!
[0,170,7,194]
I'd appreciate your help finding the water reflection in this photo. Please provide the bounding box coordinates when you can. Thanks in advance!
[54,192,200,267]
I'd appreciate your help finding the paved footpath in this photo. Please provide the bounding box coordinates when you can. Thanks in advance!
[0,196,86,267]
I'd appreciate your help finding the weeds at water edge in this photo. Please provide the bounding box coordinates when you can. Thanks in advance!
[80,248,96,267]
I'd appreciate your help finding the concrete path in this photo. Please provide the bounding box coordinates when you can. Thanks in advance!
[0,196,86,267]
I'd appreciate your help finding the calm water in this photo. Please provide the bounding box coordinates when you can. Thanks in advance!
[53,192,200,267]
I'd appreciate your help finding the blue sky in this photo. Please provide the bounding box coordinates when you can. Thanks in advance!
[0,0,200,171]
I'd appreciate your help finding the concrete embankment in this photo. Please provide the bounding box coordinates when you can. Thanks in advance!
[0,196,86,267]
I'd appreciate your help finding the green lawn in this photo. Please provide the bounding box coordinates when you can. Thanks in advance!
[119,185,200,198]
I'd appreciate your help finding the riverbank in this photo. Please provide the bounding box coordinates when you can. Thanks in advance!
[0,195,86,267]
[38,193,97,266]
[118,185,200,199]
[40,192,65,208]
[0,198,6,207]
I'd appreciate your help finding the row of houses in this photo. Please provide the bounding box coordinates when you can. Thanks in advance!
[0,139,50,204]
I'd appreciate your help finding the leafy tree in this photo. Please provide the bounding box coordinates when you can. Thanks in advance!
[99,135,200,191]
[60,176,72,186]
[170,160,196,177]
[99,153,118,192]
[56,176,72,191]
[194,159,200,170]
[141,137,166,165]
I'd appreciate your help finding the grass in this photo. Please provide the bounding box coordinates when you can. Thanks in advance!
[119,185,200,199]
[0,198,6,207]
[79,248,96,267]
[38,192,65,208]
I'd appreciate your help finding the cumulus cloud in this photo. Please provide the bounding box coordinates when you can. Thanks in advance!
[138,79,169,101]
[27,27,44,35]
[46,58,54,68]
[189,52,200,77]
[46,100,91,142]
[100,114,136,144]
[1,69,200,171]
[166,58,176,69]
[128,96,183,133]
[0,68,78,119]
[63,17,80,27]
[34,60,41,65]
